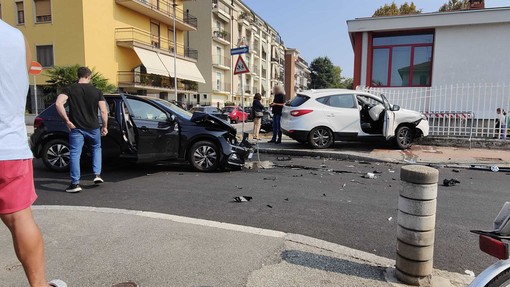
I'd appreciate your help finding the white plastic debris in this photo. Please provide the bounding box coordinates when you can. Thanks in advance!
[388,217,393,221]
[491,166,500,172]
[388,169,395,173]
[363,172,377,179]
[464,270,475,277]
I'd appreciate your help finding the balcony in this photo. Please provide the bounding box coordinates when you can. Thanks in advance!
[212,0,230,22]
[118,71,198,93]
[115,0,197,31]
[212,30,230,45]
[213,81,232,94]
[212,54,231,70]
[115,27,198,61]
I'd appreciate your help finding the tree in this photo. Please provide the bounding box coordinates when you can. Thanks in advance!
[44,65,117,101]
[309,57,343,89]
[373,2,421,17]
[438,0,470,11]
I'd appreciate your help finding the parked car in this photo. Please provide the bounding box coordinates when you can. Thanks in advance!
[190,106,229,123]
[281,89,429,149]
[243,107,253,121]
[223,106,248,123]
[30,94,252,172]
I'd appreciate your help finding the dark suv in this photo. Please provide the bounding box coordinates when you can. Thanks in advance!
[30,94,251,172]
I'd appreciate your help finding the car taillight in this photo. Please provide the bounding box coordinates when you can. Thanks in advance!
[480,235,509,260]
[290,109,313,117]
[33,117,44,129]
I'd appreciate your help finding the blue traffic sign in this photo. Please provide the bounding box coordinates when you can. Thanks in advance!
[230,46,249,55]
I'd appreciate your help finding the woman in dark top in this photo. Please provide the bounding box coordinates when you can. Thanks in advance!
[252,93,264,140]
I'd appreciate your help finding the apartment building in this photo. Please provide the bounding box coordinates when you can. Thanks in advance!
[184,0,285,107]
[0,0,204,109]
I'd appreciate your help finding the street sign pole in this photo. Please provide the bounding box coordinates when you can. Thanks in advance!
[33,75,38,115]
[231,44,249,140]
[241,72,244,136]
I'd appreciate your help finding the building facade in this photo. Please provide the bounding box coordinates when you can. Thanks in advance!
[347,6,510,89]
[0,0,204,110]
[184,0,285,107]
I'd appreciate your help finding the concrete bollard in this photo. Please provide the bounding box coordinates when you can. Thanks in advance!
[396,165,439,286]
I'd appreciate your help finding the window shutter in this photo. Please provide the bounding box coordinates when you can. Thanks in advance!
[35,0,51,17]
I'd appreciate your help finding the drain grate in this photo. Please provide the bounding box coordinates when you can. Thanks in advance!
[112,283,138,287]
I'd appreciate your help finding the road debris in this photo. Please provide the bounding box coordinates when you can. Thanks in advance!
[284,198,289,201]
[388,217,393,221]
[233,196,252,202]
[264,176,277,181]
[292,174,303,177]
[276,156,292,161]
[363,172,377,179]
[443,178,461,186]
[322,193,327,197]
[452,169,460,173]
[235,185,243,189]
[388,169,395,173]
[267,204,273,208]
[464,270,475,277]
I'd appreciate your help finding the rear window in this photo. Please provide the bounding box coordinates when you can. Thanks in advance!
[288,94,310,107]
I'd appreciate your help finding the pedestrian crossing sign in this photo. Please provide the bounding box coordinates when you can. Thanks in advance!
[234,55,250,75]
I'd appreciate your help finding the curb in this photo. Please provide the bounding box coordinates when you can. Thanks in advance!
[257,147,391,163]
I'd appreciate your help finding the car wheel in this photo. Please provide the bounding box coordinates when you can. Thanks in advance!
[42,139,71,172]
[395,125,414,149]
[308,127,333,149]
[189,141,220,172]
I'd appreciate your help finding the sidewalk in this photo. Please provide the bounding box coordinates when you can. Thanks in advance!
[0,206,473,287]
[255,137,510,168]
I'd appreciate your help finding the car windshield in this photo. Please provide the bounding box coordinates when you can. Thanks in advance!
[288,94,310,107]
[152,98,193,120]
[224,107,235,113]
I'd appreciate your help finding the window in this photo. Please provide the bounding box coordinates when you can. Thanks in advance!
[150,22,160,48]
[36,45,54,67]
[216,46,222,65]
[288,94,309,107]
[125,98,168,121]
[371,33,433,87]
[16,2,24,25]
[34,0,51,23]
[216,72,222,90]
[317,95,356,109]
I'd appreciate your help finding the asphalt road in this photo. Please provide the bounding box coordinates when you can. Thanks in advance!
[32,154,509,274]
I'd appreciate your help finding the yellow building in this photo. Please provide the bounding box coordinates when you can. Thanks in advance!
[0,0,204,110]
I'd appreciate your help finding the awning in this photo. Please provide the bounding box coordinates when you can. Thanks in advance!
[158,54,206,83]
[133,47,168,77]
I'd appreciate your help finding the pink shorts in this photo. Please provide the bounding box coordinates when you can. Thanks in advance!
[0,159,37,215]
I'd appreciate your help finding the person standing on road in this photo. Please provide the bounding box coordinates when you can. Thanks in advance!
[268,86,285,144]
[55,67,108,193]
[252,93,264,140]
[0,19,67,287]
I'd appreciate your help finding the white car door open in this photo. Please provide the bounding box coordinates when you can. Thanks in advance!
[322,94,360,135]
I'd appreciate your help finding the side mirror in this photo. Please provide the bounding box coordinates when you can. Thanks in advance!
[167,114,176,123]
[392,105,400,111]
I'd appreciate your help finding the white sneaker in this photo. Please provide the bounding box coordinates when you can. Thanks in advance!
[93,175,104,185]
[49,279,67,287]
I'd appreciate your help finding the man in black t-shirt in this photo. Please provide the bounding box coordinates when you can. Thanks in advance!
[55,67,108,193]
[269,85,285,143]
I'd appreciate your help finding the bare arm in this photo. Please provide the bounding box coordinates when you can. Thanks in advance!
[55,94,76,130]
[98,100,108,136]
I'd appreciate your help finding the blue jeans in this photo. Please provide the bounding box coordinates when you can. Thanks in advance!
[271,113,282,141]
[69,128,102,184]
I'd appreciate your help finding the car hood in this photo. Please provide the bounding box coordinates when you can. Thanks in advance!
[190,112,236,134]
[395,108,424,123]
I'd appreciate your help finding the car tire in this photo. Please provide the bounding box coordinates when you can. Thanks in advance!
[189,141,220,172]
[42,139,71,172]
[308,127,333,149]
[395,125,414,149]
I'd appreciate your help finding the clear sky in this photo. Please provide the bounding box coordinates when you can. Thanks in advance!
[241,0,502,78]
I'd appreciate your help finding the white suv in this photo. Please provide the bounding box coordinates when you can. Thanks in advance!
[281,89,429,149]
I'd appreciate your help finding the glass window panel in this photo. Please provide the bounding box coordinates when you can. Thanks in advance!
[125,98,167,121]
[328,95,356,109]
[373,34,433,46]
[36,45,54,67]
[412,46,433,86]
[371,48,389,86]
[391,46,411,87]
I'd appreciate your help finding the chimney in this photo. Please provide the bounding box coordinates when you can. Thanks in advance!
[469,0,485,10]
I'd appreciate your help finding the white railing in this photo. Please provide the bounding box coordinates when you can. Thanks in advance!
[357,83,510,139]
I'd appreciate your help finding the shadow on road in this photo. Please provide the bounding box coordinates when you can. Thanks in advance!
[282,250,387,282]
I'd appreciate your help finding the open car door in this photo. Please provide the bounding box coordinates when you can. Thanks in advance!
[121,95,179,162]
[381,94,396,140]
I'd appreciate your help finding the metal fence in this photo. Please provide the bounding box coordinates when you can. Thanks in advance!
[357,83,510,139]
